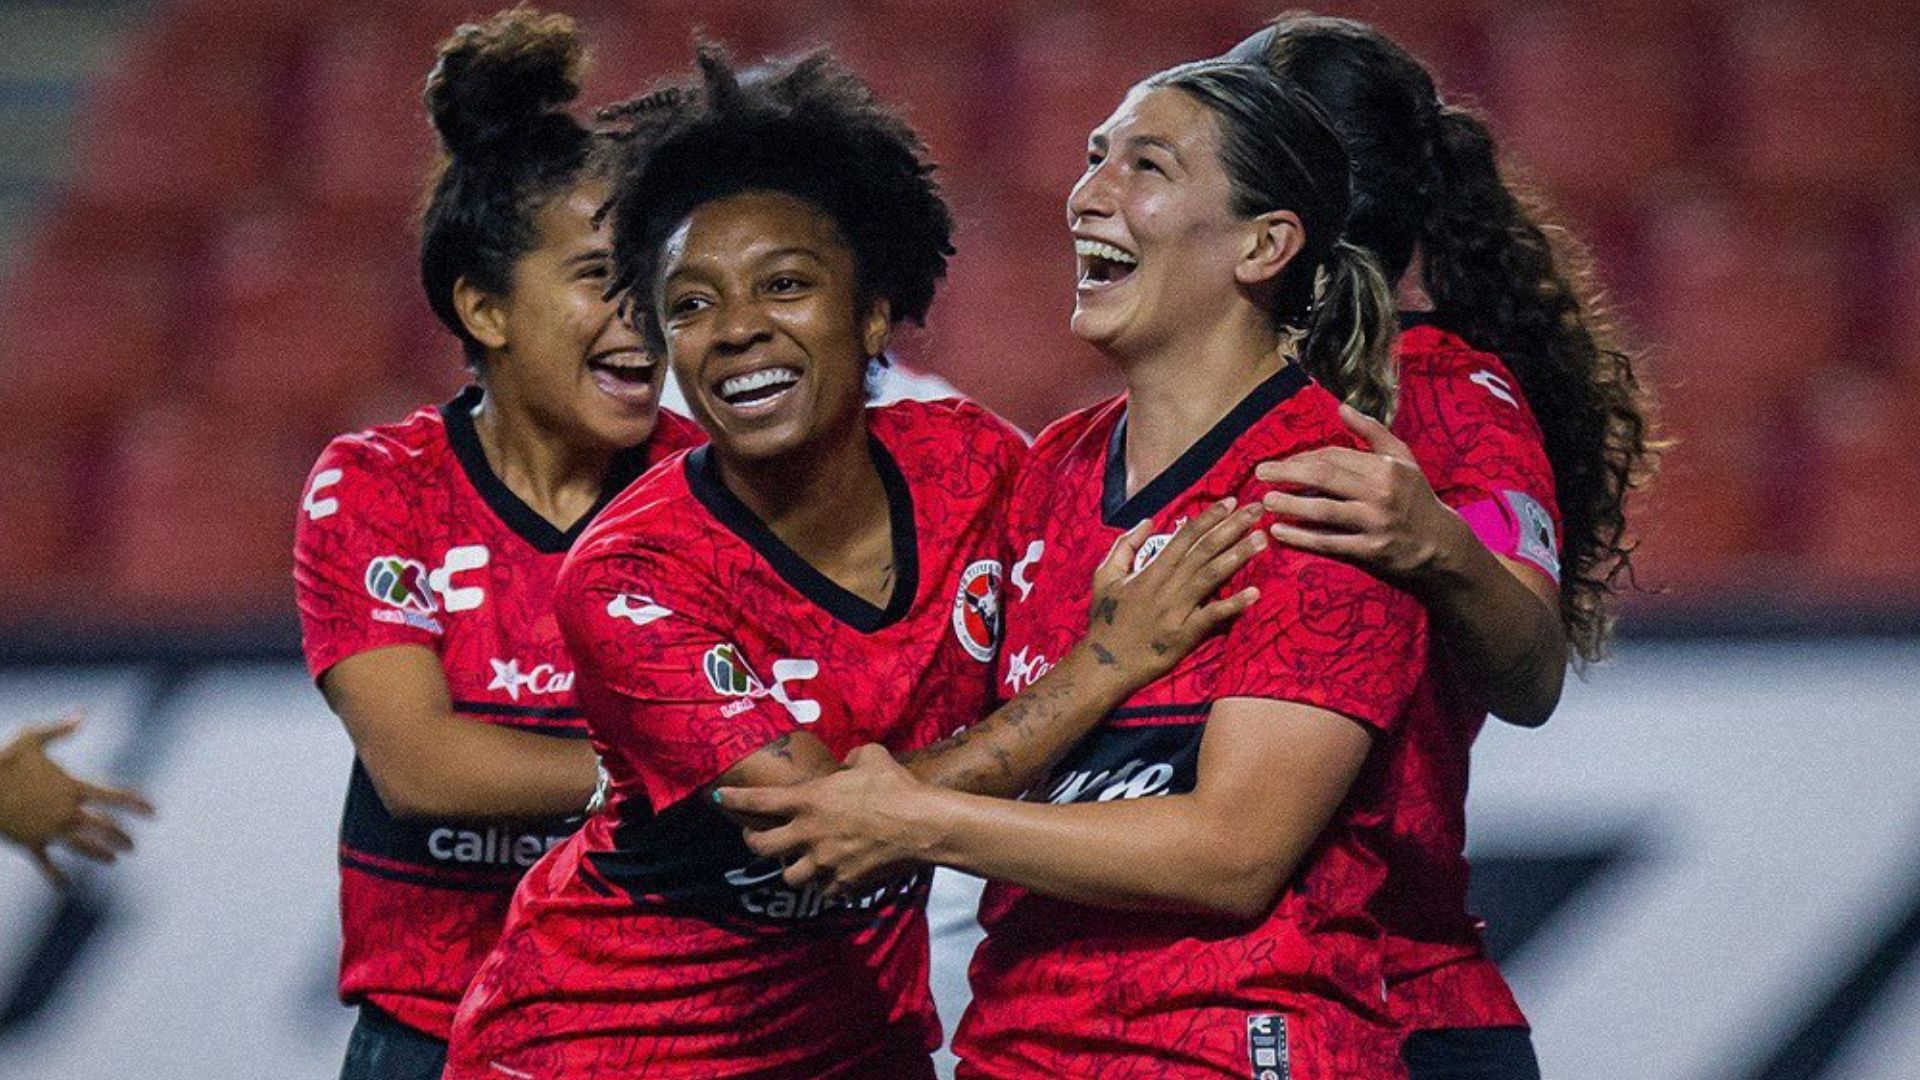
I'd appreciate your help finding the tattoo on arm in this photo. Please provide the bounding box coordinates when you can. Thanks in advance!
[1091,643,1116,666]
[766,734,795,761]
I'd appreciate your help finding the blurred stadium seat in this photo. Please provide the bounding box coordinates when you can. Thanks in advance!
[0,0,1915,632]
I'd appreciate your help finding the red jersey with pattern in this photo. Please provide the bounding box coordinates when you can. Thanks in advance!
[294,386,702,1040]
[957,366,1429,1080]
[445,398,1025,1080]
[1373,317,1564,1033]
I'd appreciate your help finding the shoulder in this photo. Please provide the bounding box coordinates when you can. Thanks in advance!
[1394,324,1541,436]
[872,396,1030,480]
[647,408,706,459]
[296,402,454,552]
[308,401,450,488]
[1236,378,1359,470]
[1025,394,1124,473]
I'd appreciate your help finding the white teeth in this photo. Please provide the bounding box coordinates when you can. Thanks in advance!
[1074,239,1136,265]
[719,367,801,400]
[593,353,653,370]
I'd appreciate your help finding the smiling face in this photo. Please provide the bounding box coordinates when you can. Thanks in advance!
[1067,85,1258,360]
[655,190,889,464]
[474,180,663,450]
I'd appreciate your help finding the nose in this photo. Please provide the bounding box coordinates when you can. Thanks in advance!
[710,292,774,355]
[1066,158,1116,225]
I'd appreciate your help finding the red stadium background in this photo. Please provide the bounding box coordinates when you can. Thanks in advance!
[0,0,1916,636]
[0,3,1917,1080]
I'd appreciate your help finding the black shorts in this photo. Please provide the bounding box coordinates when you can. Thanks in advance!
[339,1003,448,1080]
[1402,1026,1542,1080]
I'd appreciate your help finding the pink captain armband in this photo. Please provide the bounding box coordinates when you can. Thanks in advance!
[1457,490,1562,584]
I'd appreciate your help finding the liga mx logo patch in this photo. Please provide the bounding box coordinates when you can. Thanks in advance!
[365,556,436,613]
[952,559,1004,663]
[703,643,766,697]
[1246,1013,1288,1080]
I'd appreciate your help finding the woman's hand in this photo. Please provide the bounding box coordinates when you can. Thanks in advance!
[1256,403,1471,584]
[1079,497,1267,683]
[0,714,154,888]
[716,744,935,895]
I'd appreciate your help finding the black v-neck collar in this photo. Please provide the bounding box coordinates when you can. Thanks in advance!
[1102,363,1310,529]
[684,435,919,634]
[440,386,653,555]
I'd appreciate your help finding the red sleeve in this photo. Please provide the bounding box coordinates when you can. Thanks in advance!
[558,547,800,812]
[1394,351,1563,582]
[1212,548,1428,734]
[293,438,443,681]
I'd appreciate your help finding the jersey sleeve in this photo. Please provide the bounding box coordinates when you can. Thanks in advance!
[1395,350,1563,583]
[293,437,442,682]
[557,546,801,812]
[1212,548,1428,735]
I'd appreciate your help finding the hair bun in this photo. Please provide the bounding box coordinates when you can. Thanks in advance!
[425,6,585,155]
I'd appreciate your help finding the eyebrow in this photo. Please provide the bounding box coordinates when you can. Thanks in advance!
[1122,134,1184,165]
[565,247,611,268]
[1087,131,1184,167]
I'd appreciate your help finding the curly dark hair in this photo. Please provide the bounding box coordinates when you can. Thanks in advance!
[419,6,607,366]
[1232,14,1658,664]
[600,45,955,353]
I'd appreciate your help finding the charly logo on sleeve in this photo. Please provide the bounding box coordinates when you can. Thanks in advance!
[606,593,672,626]
[303,468,343,521]
[703,645,822,724]
[1010,540,1044,602]
[1470,368,1519,407]
[952,559,1005,662]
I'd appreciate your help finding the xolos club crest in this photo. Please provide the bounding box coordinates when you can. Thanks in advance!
[951,558,1004,663]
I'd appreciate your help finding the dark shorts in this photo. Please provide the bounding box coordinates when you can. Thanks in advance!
[340,1004,449,1080]
[1402,1026,1542,1080]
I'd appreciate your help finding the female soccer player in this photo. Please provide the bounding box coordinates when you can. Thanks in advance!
[292,11,702,1078]
[723,59,1437,1078]
[444,48,1267,1080]
[1226,17,1655,1078]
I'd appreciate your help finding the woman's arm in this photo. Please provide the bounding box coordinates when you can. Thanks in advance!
[712,502,1267,808]
[903,499,1265,797]
[722,696,1372,919]
[322,645,598,820]
[1256,404,1566,726]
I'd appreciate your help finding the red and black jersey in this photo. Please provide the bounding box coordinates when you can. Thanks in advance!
[445,398,1025,1080]
[956,365,1429,1080]
[1373,317,1563,1033]
[293,385,702,1040]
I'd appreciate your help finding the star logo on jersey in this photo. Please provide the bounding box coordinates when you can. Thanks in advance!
[365,556,436,613]
[488,658,575,702]
[1010,540,1043,602]
[703,643,766,698]
[1002,646,1053,696]
[606,593,672,627]
[952,559,1004,663]
[1470,369,1519,407]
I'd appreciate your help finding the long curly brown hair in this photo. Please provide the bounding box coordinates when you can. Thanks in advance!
[1235,14,1658,664]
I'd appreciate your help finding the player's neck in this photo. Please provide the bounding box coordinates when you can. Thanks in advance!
[472,392,615,530]
[1118,325,1284,499]
[716,418,895,605]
